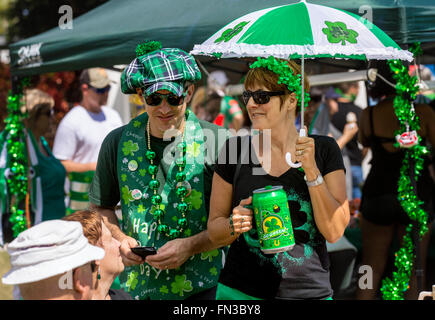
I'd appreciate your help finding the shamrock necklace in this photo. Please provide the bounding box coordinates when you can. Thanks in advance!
[146,120,190,239]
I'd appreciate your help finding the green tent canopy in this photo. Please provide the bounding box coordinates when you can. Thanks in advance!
[8,0,435,76]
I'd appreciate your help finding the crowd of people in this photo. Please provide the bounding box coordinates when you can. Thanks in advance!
[0,42,434,300]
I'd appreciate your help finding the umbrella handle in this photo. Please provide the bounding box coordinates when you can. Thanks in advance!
[285,128,306,168]
[285,152,302,168]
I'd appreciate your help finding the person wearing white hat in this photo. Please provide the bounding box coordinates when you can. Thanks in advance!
[2,220,105,300]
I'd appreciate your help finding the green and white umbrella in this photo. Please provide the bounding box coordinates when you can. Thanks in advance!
[191,0,413,61]
[191,0,413,167]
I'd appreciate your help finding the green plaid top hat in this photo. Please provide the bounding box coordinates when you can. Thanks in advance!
[121,41,201,96]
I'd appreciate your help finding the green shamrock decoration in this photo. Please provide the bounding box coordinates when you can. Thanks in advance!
[201,249,219,262]
[186,189,203,210]
[160,285,169,294]
[186,142,201,158]
[214,21,249,43]
[150,203,165,214]
[121,174,127,182]
[139,169,147,177]
[322,21,359,45]
[122,140,139,156]
[265,217,281,232]
[126,271,139,291]
[133,120,141,128]
[171,274,193,297]
[137,204,146,214]
[209,267,218,276]
[121,185,134,204]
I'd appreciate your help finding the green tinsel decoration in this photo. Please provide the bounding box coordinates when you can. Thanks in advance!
[3,78,30,237]
[250,56,311,108]
[380,49,429,300]
[135,40,162,57]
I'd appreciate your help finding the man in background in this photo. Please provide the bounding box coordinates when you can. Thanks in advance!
[53,68,123,214]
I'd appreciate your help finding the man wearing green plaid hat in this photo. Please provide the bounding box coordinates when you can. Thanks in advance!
[89,42,230,300]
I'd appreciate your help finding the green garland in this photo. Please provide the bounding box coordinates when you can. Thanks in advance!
[2,78,30,237]
[250,56,310,108]
[380,54,429,300]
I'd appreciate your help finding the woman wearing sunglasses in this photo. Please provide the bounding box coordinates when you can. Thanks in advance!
[207,57,350,300]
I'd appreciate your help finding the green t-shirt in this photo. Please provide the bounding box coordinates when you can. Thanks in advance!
[89,119,228,213]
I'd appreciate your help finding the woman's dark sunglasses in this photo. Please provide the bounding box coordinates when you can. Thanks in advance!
[242,90,285,105]
[145,92,187,107]
[89,85,111,94]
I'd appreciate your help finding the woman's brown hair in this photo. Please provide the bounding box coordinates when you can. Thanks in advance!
[62,210,103,246]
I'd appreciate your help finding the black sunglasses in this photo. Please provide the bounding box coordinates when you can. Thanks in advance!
[89,85,111,94]
[145,91,187,107]
[242,90,285,105]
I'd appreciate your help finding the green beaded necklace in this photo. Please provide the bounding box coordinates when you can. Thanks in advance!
[146,120,190,239]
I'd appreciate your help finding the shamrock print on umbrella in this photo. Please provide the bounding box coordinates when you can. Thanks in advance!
[214,21,250,43]
[322,21,359,45]
[171,274,193,297]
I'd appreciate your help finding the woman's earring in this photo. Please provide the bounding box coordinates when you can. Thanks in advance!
[97,266,101,280]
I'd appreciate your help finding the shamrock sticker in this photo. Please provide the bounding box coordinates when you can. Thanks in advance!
[201,249,219,262]
[139,169,147,177]
[214,21,249,43]
[122,140,139,156]
[186,142,201,158]
[133,120,141,128]
[186,189,203,210]
[126,271,139,291]
[322,21,359,45]
[171,274,193,297]
[121,174,127,182]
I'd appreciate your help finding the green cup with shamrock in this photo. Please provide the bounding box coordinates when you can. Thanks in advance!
[244,185,295,254]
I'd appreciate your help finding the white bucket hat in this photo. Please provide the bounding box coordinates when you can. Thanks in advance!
[2,220,105,285]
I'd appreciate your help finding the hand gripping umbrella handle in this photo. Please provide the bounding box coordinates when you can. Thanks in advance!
[285,128,306,168]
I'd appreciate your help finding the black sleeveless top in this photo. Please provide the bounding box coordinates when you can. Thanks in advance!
[361,106,434,213]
